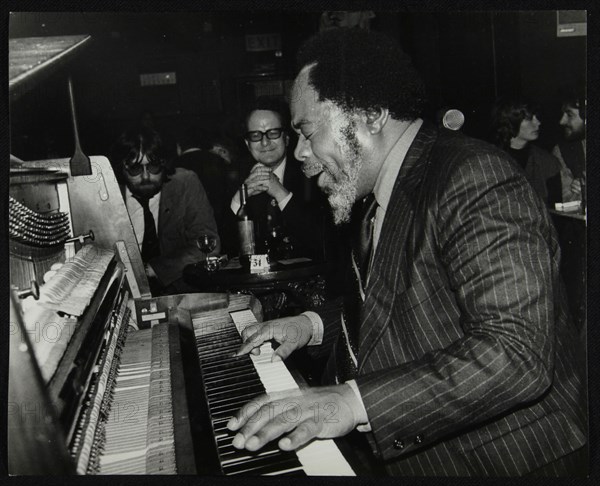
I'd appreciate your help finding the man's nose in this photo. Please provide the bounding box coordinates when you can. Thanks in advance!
[559,113,568,126]
[294,138,309,161]
[140,164,150,179]
[260,135,270,147]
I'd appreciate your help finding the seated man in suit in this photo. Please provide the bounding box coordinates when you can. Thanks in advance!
[228,28,586,477]
[111,126,220,294]
[552,90,586,203]
[229,96,323,259]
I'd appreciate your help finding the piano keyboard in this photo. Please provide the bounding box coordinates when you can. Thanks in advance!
[192,297,355,476]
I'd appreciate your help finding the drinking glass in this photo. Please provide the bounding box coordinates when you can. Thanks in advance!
[196,234,218,271]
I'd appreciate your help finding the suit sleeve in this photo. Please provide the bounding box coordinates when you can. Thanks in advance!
[150,175,220,286]
[356,152,557,460]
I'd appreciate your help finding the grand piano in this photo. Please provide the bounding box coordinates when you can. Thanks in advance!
[8,35,355,476]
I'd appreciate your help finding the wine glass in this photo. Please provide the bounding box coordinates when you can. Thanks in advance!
[196,234,218,271]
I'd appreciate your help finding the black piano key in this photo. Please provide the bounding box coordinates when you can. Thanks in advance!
[222,453,304,476]
[274,469,307,476]
[202,362,256,378]
[217,438,283,457]
[198,344,242,357]
[196,334,241,346]
[200,355,249,370]
[204,369,258,388]
[219,446,283,465]
[205,376,262,393]
[208,391,265,414]
[207,383,265,401]
[203,366,257,384]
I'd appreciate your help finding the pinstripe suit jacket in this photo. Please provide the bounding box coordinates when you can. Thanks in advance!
[317,123,586,476]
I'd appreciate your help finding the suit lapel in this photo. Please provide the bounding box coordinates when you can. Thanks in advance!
[359,124,438,367]
[157,176,173,237]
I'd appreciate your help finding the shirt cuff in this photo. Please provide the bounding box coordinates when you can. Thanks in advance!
[301,311,323,346]
[346,379,372,432]
[230,191,241,214]
[278,192,293,210]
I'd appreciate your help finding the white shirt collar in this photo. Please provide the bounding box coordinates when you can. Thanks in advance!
[373,119,423,212]
[269,157,287,182]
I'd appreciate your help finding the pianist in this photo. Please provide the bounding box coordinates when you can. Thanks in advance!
[228,28,586,476]
[111,127,220,294]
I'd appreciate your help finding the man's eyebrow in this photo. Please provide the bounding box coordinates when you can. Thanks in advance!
[291,119,309,130]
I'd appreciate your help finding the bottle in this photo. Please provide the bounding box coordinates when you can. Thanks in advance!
[580,177,586,215]
[237,184,255,263]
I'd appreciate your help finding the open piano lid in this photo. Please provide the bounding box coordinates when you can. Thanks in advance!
[9,35,91,102]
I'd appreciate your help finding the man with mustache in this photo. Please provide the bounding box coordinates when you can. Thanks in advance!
[552,90,586,203]
[112,126,219,294]
[227,28,586,476]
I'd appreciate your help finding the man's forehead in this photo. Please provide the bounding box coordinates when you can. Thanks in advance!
[563,104,581,115]
[247,109,281,127]
[291,81,335,125]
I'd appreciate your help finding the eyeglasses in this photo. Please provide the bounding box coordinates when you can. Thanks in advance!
[244,128,284,143]
[124,161,164,176]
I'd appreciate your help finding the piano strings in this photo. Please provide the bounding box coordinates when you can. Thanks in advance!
[39,245,114,317]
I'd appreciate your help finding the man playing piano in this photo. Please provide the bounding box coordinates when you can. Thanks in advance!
[228,28,587,476]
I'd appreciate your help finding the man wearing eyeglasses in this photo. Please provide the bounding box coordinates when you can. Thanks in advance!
[230,96,323,259]
[111,126,219,294]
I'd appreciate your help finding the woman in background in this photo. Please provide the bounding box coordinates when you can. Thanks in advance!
[490,98,562,205]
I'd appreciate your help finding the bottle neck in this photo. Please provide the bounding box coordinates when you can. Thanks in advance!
[240,184,248,206]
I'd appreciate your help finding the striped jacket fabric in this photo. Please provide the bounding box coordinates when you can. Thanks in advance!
[315,123,586,476]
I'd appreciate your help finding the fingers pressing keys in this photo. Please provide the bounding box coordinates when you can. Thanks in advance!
[233,316,314,362]
[227,385,362,452]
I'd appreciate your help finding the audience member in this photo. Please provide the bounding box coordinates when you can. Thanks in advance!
[111,126,219,294]
[552,91,586,202]
[175,124,228,234]
[490,97,562,205]
[229,96,323,258]
[228,28,586,477]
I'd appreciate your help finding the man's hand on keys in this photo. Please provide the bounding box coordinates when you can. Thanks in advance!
[234,315,313,361]
[227,384,363,451]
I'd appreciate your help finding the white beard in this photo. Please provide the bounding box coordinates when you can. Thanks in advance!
[326,156,362,225]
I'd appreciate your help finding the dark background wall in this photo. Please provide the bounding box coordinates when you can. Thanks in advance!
[9,10,586,161]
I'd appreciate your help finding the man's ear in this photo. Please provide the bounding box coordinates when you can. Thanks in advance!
[363,107,389,135]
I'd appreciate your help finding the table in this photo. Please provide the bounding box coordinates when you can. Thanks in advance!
[549,209,586,331]
[183,257,327,320]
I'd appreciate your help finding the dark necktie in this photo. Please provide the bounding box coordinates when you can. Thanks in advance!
[352,193,378,288]
[266,196,280,234]
[335,193,378,382]
[134,196,161,262]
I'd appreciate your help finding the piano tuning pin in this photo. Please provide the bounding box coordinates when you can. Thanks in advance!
[15,280,40,300]
[66,229,95,244]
